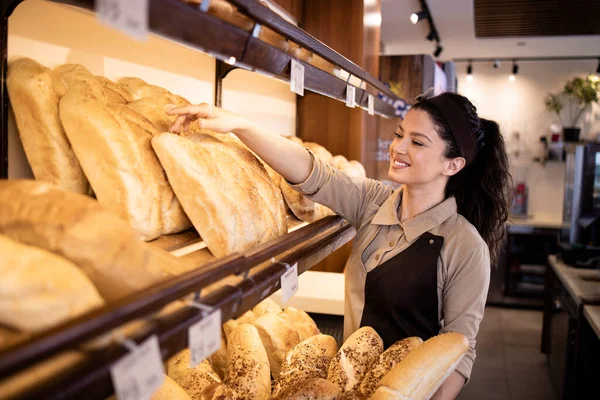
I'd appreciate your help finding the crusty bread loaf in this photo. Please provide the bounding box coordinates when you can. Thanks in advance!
[168,350,221,399]
[223,310,258,340]
[6,57,89,194]
[53,63,107,100]
[272,334,338,398]
[309,54,338,75]
[0,234,104,332]
[303,142,333,165]
[152,132,287,258]
[0,180,171,302]
[359,336,423,397]
[59,82,163,240]
[252,297,282,317]
[273,377,341,400]
[151,375,192,400]
[225,324,270,400]
[94,75,134,104]
[370,332,469,400]
[199,382,241,400]
[331,155,349,170]
[327,326,383,392]
[251,312,300,379]
[338,390,367,400]
[280,180,335,223]
[184,0,254,31]
[280,307,320,341]
[117,77,190,104]
[348,160,366,178]
[208,334,228,380]
[287,42,313,63]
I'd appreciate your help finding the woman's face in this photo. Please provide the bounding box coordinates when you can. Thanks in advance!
[388,109,460,186]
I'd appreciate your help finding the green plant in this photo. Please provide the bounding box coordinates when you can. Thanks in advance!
[544,74,600,127]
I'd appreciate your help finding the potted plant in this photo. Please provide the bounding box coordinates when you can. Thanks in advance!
[544,74,600,142]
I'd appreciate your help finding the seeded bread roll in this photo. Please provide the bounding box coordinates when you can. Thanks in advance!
[272,334,338,398]
[223,310,257,340]
[359,337,423,397]
[225,324,270,400]
[370,332,469,400]
[168,350,221,399]
[199,382,241,400]
[281,307,320,341]
[327,326,383,392]
[251,312,300,379]
[151,375,192,400]
[338,390,367,400]
[207,334,228,380]
[273,377,341,400]
[252,297,282,317]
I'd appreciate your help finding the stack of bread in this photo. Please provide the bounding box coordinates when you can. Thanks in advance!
[164,297,469,400]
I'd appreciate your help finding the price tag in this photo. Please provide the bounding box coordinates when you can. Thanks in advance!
[188,309,222,367]
[346,85,356,108]
[290,59,305,96]
[280,263,299,304]
[97,0,149,41]
[368,94,375,115]
[110,335,165,400]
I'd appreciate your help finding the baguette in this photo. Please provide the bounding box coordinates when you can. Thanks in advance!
[0,234,104,332]
[272,377,341,400]
[359,337,423,397]
[327,326,383,392]
[280,180,335,223]
[168,350,221,399]
[251,312,300,379]
[0,180,171,302]
[223,310,258,340]
[6,57,89,194]
[281,307,320,341]
[272,334,338,398]
[151,375,192,400]
[225,324,270,400]
[370,332,469,400]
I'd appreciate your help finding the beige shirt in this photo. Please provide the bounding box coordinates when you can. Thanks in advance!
[290,152,491,381]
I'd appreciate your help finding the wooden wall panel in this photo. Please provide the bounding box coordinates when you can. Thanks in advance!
[379,55,424,102]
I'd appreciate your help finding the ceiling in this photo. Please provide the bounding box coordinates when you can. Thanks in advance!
[380,0,600,60]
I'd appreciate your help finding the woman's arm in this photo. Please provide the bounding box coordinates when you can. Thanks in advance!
[168,103,312,184]
[431,371,466,400]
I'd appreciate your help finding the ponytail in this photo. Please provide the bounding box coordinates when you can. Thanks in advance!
[412,94,512,266]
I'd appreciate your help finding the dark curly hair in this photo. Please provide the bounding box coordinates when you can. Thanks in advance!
[412,92,512,266]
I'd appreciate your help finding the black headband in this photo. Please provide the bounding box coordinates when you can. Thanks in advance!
[421,95,477,165]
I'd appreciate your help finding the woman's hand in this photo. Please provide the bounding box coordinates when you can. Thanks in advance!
[167,103,251,134]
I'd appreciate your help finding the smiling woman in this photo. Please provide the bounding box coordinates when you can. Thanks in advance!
[167,90,512,399]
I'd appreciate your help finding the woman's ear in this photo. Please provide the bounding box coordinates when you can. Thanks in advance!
[443,157,466,177]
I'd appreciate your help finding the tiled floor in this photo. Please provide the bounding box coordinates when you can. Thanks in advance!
[458,306,558,400]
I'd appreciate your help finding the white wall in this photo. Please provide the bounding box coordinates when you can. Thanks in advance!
[7,0,296,178]
[454,60,600,216]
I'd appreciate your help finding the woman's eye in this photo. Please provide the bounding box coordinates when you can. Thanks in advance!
[412,141,423,147]
[393,132,403,139]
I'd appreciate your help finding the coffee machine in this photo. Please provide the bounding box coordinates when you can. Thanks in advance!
[558,142,600,266]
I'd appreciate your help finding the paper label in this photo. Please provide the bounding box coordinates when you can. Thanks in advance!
[110,336,164,400]
[281,263,299,304]
[368,94,375,115]
[346,85,356,108]
[97,0,148,41]
[188,309,222,367]
[290,59,305,96]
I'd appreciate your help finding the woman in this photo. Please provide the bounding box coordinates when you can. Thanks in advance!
[168,90,511,399]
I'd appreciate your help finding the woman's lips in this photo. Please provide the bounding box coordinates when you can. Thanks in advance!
[391,159,410,169]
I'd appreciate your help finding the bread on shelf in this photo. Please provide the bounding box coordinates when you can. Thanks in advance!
[168,350,222,399]
[251,312,300,379]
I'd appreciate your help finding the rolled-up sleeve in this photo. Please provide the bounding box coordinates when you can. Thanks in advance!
[440,241,490,384]
[288,150,391,227]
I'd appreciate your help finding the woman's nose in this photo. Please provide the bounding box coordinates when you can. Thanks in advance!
[391,139,408,154]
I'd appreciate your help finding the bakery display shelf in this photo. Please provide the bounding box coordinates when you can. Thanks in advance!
[1,217,355,400]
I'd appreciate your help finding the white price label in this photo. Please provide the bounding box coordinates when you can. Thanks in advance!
[368,94,375,115]
[110,336,165,400]
[97,0,148,41]
[188,309,222,367]
[280,263,299,304]
[290,59,305,96]
[346,85,356,108]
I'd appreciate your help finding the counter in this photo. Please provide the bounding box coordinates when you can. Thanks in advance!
[507,212,563,233]
[584,305,600,339]
[548,255,600,307]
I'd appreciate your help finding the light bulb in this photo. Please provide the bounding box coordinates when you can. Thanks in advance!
[509,74,516,82]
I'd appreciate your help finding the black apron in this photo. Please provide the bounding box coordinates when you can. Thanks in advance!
[359,232,443,348]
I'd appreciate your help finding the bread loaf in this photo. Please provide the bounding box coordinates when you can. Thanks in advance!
[280,180,335,223]
[53,63,107,100]
[286,136,304,145]
[310,54,338,75]
[151,375,192,400]
[281,307,320,341]
[287,42,313,63]
[223,310,257,340]
[168,350,221,399]
[0,234,104,332]
[225,324,270,400]
[331,155,349,170]
[338,390,367,400]
[0,180,170,302]
[6,57,89,194]
[251,312,300,379]
[252,297,282,317]
[199,382,241,400]
[184,0,254,31]
[370,332,469,400]
[272,334,338,398]
[152,132,287,258]
[59,82,163,240]
[348,161,366,178]
[303,142,333,165]
[327,326,383,392]
[95,75,134,103]
[359,336,423,397]
[207,334,228,380]
[273,377,341,400]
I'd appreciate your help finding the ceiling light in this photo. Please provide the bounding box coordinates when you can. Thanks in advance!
[434,44,443,58]
[512,62,519,75]
[364,12,382,27]
[493,60,500,69]
[508,74,516,82]
[410,10,428,24]
[426,30,438,42]
[467,62,473,82]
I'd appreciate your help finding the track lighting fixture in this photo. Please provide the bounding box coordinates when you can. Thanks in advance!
[426,30,438,42]
[434,44,443,58]
[512,62,519,75]
[467,62,473,82]
[596,57,600,74]
[493,60,500,69]
[410,10,428,24]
